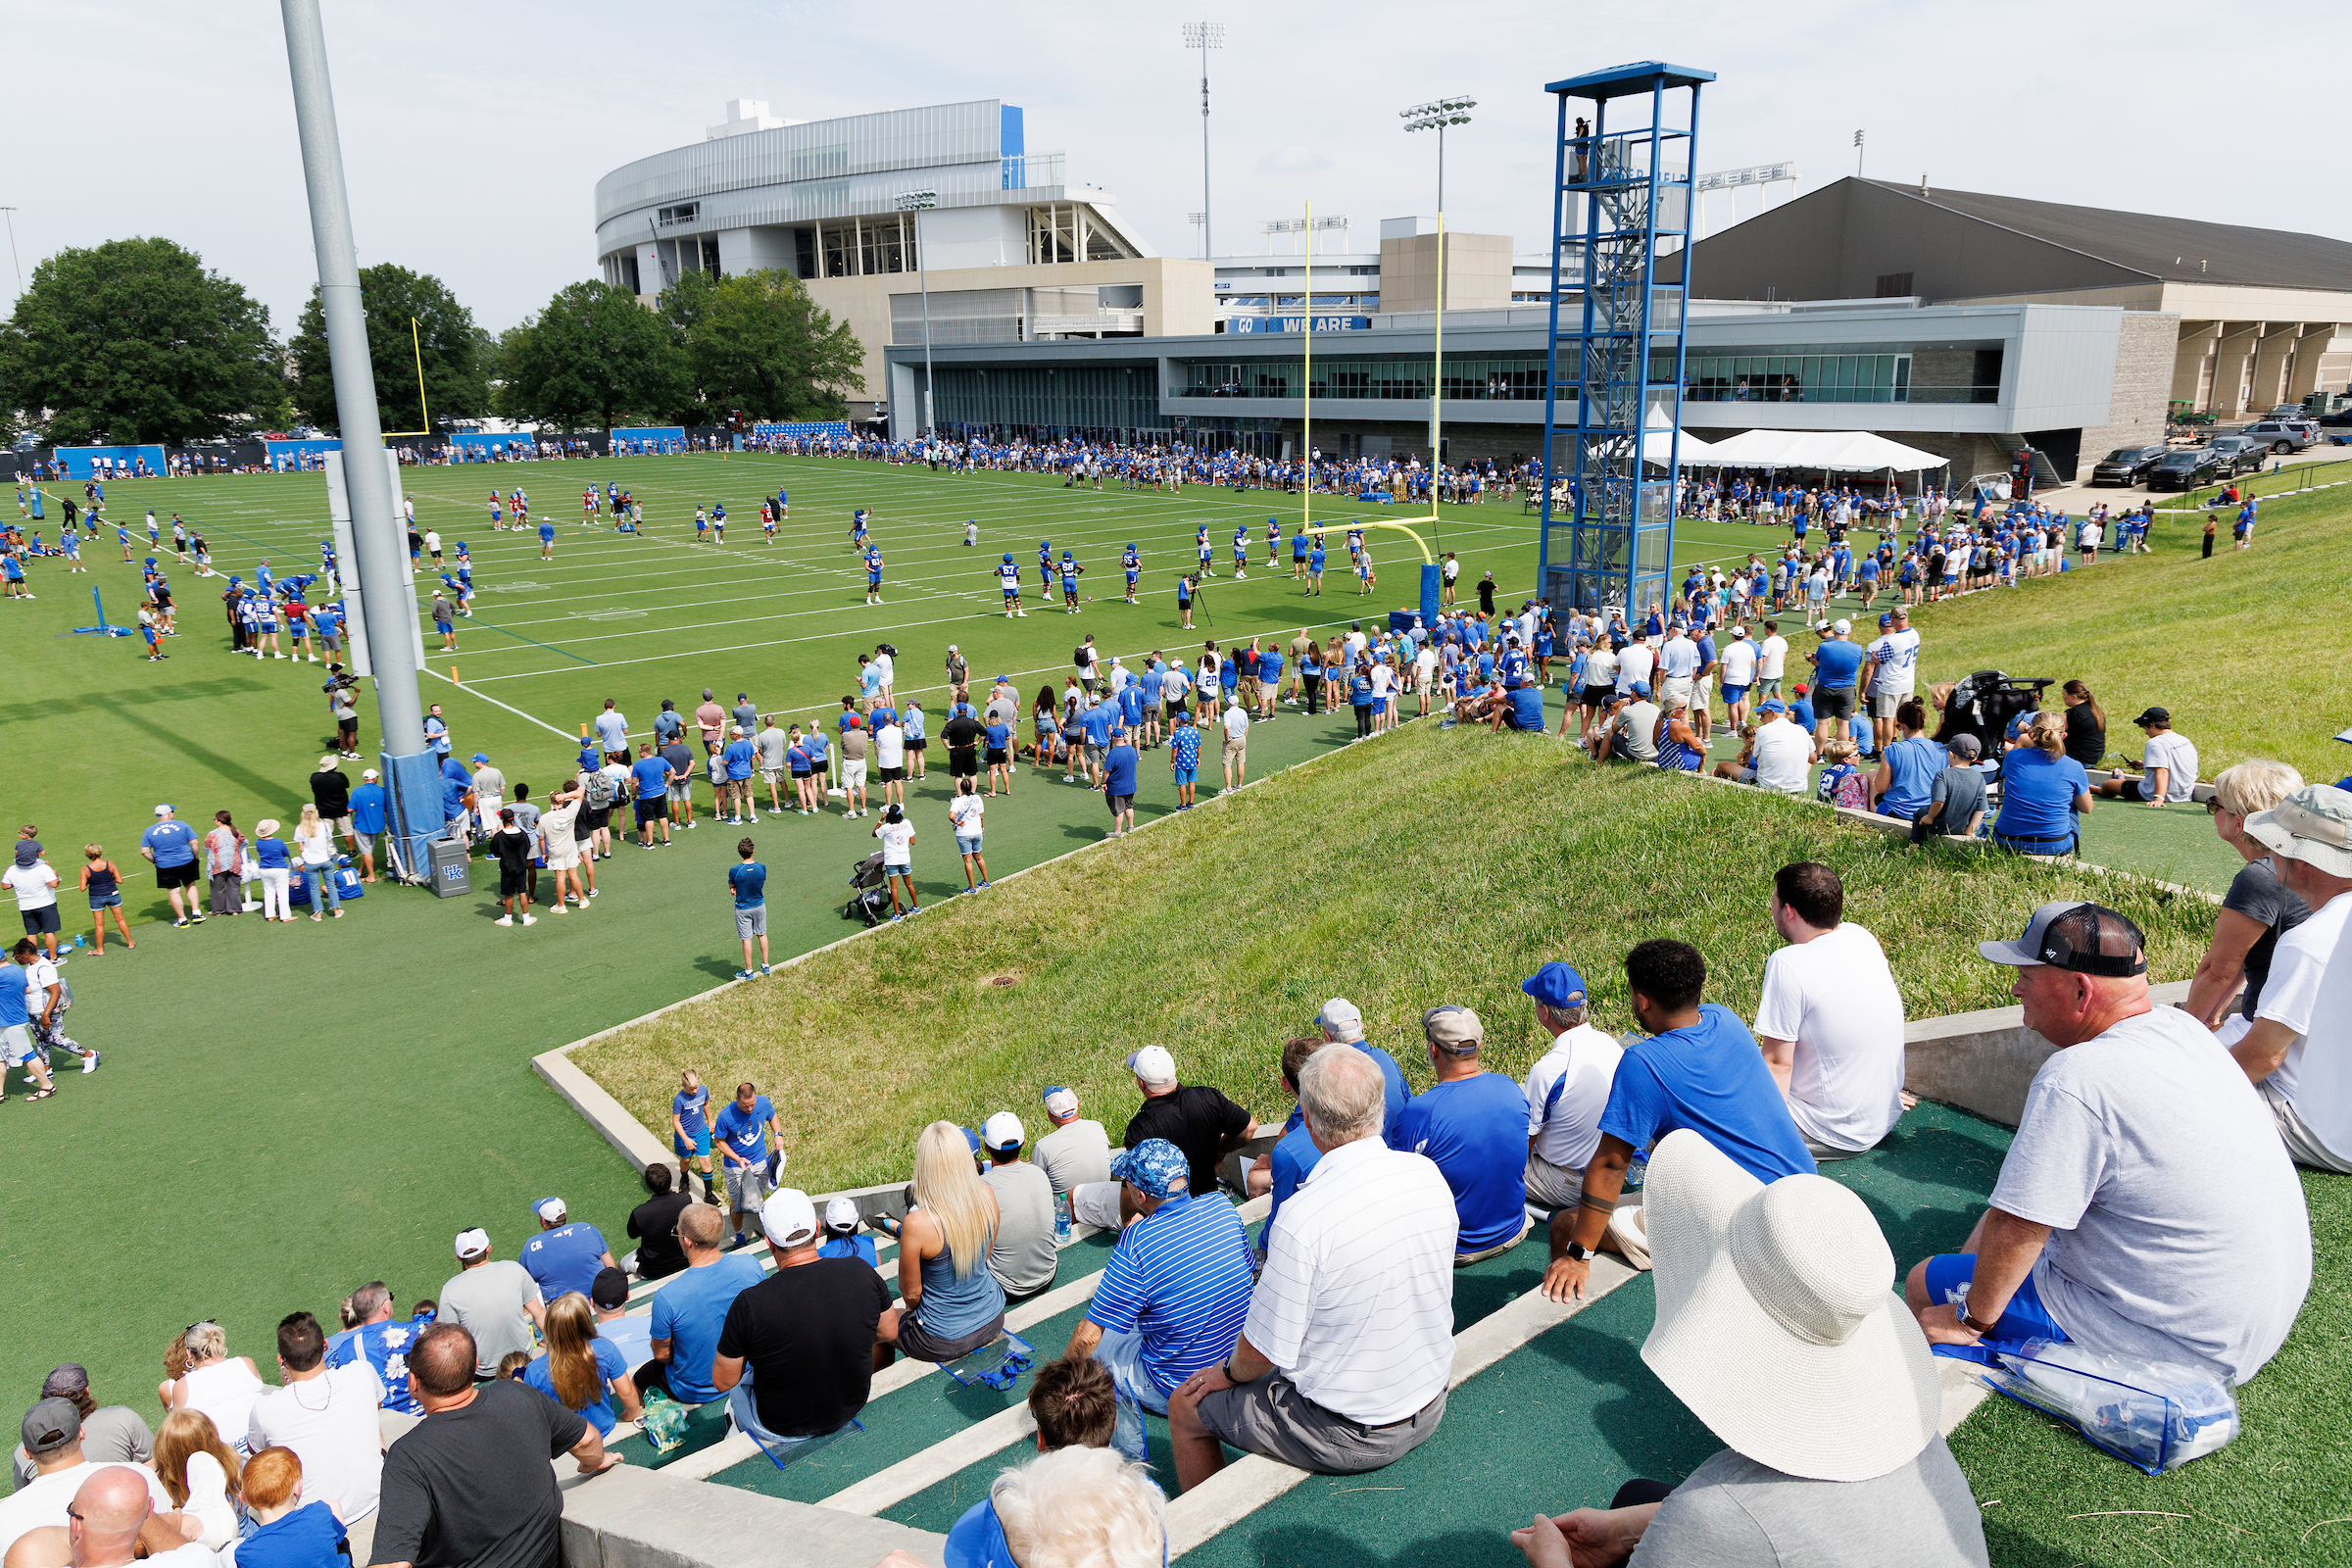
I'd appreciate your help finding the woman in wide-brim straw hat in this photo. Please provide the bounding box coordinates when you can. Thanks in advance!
[1511,1130,1988,1568]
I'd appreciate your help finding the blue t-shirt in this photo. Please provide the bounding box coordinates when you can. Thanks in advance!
[324,1313,432,1414]
[1079,705,1115,748]
[255,836,290,869]
[722,739,757,780]
[632,757,670,798]
[232,1500,345,1568]
[673,1085,711,1139]
[728,861,766,909]
[712,1095,775,1161]
[1309,548,1326,572]
[538,522,555,542]
[1993,749,2089,844]
[1218,660,1238,693]
[1507,687,1546,730]
[1257,1120,1323,1250]
[984,722,1010,752]
[1169,725,1200,769]
[1117,685,1144,726]
[1879,735,1948,818]
[1257,649,1282,681]
[819,1233,880,1268]
[1789,697,1816,732]
[520,1222,611,1304]
[523,1338,631,1434]
[1102,745,1139,795]
[1395,1073,1532,1251]
[647,1253,766,1403]
[1279,1040,1411,1143]
[944,1500,1013,1568]
[1812,639,1864,691]
[349,783,388,836]
[1596,1004,1815,1184]
[803,731,829,763]
[1085,1193,1256,1397]
[140,819,198,868]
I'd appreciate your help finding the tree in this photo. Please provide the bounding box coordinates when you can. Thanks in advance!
[0,237,281,445]
[495,281,687,432]
[663,269,865,422]
[286,265,490,436]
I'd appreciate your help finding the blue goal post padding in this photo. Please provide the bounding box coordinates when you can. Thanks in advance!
[751,421,852,441]
[54,444,168,480]
[610,427,687,449]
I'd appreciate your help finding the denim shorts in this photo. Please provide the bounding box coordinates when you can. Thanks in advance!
[1172,765,1197,785]
[956,834,982,855]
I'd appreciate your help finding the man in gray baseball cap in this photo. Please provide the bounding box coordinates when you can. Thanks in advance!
[2227,784,2352,1172]
[9,1368,152,1490]
[1903,900,2311,1386]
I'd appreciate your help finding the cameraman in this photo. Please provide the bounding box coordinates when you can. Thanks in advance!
[323,664,362,759]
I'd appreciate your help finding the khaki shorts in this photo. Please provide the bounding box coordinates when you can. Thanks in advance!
[1871,689,1912,720]
[1197,1376,1446,1476]
[1223,733,1248,760]
[842,759,868,787]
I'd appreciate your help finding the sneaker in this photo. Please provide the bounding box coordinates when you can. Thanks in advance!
[187,912,206,924]
[977,880,990,890]
[760,963,772,975]
[735,968,756,980]
[81,1052,99,1074]
[521,913,537,925]
[587,887,599,898]
[549,904,567,914]
[748,813,759,822]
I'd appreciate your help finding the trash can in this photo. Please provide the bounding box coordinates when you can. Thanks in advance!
[427,836,472,899]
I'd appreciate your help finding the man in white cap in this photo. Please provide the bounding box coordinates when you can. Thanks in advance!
[1033,1087,1112,1208]
[1903,902,2310,1385]
[710,1190,891,1455]
[1513,1130,1988,1568]
[2226,784,2352,1172]
[518,1198,616,1304]
[1307,998,1409,1134]
[435,1229,545,1380]
[1396,1006,1533,1264]
[978,1112,1060,1301]
[1121,1046,1254,1207]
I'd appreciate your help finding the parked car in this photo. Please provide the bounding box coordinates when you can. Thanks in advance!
[2240,418,2317,453]
[2321,404,2352,428]
[2265,405,2307,421]
[2089,445,2170,485]
[2204,435,2269,476]
[2144,448,2227,491]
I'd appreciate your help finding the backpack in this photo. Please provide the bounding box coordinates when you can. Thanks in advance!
[581,768,616,811]
[1824,765,1870,811]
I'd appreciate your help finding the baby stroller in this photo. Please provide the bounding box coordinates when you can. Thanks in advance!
[844,851,892,926]
[1935,670,2050,755]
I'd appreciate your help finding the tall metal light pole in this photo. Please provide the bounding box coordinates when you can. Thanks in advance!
[1182,23,1224,261]
[1189,212,1206,259]
[277,0,425,772]
[0,208,22,295]
[1400,97,1476,216]
[896,189,938,441]
[1853,128,1865,177]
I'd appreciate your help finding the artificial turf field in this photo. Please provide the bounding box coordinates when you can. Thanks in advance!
[3,452,2346,1560]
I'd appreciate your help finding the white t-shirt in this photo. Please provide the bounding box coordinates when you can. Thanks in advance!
[875,819,914,865]
[1752,923,1906,1152]
[1758,635,1788,680]
[872,652,895,688]
[948,795,985,836]
[1717,639,1757,688]
[1523,1023,1625,1170]
[2254,890,2352,1155]
[2,861,58,911]
[875,724,906,769]
[1617,644,1654,693]
[2139,731,2199,801]
[245,1360,387,1522]
[1655,637,1698,681]
[1991,1006,2310,1381]
[0,1462,174,1553]
[1583,647,1618,689]
[1867,628,1922,693]
[1750,720,1815,796]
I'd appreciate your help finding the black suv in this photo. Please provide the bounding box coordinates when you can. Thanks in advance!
[2144,448,2226,491]
[2089,445,2168,485]
[2203,435,2268,476]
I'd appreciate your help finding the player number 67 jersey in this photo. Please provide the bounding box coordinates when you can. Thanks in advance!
[999,563,1022,592]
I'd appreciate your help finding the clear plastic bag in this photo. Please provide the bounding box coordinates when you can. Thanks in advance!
[1982,1339,2237,1474]
[943,1330,1035,1392]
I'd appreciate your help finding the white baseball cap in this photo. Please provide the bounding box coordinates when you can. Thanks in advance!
[362,769,379,781]
[1042,1087,1081,1118]
[823,1197,861,1235]
[1833,618,1851,634]
[533,1198,566,1223]
[982,1111,1026,1152]
[1315,998,1365,1042]
[454,1228,490,1259]
[1126,1046,1177,1086]
[759,1189,819,1247]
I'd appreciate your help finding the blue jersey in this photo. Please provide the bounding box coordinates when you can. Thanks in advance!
[324,1314,433,1414]
[672,1085,711,1140]
[712,1095,775,1161]
[520,1222,612,1304]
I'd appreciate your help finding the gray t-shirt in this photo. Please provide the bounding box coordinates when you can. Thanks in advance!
[12,1406,153,1489]
[1034,1119,1113,1197]
[733,702,760,734]
[1990,1006,2312,1381]
[1615,702,1661,763]
[471,766,507,800]
[980,1161,1060,1298]
[2221,857,2310,1021]
[437,1259,545,1376]
[1633,1439,1987,1567]
[755,727,790,771]
[1927,765,1986,834]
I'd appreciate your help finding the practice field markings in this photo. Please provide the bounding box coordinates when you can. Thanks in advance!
[432,667,577,740]
[567,607,650,621]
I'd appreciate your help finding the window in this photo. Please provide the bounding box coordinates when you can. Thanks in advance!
[658,203,701,228]
[1875,271,1913,298]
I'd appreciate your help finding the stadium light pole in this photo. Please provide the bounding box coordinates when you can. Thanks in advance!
[897,189,938,442]
[1854,128,1865,177]
[0,208,21,294]
[1401,97,1476,217]
[1182,23,1224,261]
[277,0,424,773]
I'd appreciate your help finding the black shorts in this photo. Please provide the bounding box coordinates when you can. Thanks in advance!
[1815,688,1856,721]
[499,869,527,897]
[791,769,811,783]
[582,807,612,830]
[22,905,61,936]
[984,749,1008,766]
[634,801,665,825]
[906,738,926,753]
[156,860,199,891]
[1107,794,1134,815]
[1582,684,1613,709]
[949,749,979,778]
[879,765,906,782]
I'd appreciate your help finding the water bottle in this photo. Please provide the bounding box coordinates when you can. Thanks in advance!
[1054,1194,1072,1242]
[1622,1152,1648,1192]
[73,934,84,950]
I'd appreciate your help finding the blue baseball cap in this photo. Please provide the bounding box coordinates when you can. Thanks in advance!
[1878,612,1894,627]
[1631,680,1652,698]
[1758,699,1788,712]
[1521,961,1588,1009]
[1109,1139,1190,1198]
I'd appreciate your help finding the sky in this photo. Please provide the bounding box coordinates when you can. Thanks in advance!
[5,0,2346,336]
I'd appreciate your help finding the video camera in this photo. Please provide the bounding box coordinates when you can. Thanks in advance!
[320,665,360,696]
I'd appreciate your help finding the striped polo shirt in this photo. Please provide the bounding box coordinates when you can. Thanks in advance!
[1085,1193,1255,1398]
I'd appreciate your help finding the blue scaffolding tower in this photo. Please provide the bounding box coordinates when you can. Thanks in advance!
[1539,63,1712,622]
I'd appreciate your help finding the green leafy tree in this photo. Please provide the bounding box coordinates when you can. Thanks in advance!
[495,281,687,432]
[0,237,281,444]
[663,269,865,421]
[285,265,490,436]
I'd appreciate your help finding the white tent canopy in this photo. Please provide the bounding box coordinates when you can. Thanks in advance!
[1643,427,1717,466]
[1696,428,1950,473]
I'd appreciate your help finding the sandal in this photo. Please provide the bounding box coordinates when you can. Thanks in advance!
[26,1088,55,1101]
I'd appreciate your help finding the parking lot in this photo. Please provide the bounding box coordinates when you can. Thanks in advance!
[2067,424,2352,510]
